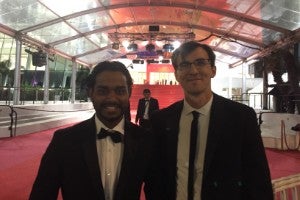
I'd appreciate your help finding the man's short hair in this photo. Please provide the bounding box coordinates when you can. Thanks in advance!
[143,89,150,94]
[171,41,216,70]
[86,61,133,96]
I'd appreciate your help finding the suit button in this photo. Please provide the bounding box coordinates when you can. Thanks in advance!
[213,181,218,187]
[237,181,242,187]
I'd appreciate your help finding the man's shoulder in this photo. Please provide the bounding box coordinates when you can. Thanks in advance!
[154,100,183,115]
[212,93,256,114]
[125,121,152,137]
[53,117,94,138]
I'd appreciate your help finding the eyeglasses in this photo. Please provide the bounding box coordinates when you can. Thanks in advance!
[178,58,211,70]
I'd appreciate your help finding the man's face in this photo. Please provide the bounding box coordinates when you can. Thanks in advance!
[88,71,130,128]
[143,92,151,99]
[175,47,216,97]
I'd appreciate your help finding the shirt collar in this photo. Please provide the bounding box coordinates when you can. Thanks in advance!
[95,115,125,135]
[182,95,213,116]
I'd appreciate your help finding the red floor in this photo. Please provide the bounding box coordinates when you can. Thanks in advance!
[0,124,300,200]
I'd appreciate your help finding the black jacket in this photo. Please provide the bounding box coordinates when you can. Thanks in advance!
[150,93,273,200]
[29,116,163,200]
[135,97,159,123]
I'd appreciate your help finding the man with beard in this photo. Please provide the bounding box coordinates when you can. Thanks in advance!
[29,61,163,200]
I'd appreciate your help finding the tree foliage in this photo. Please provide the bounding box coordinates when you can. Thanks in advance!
[0,59,11,86]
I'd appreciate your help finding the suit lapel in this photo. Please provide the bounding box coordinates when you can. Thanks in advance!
[118,122,138,182]
[81,117,105,199]
[165,106,182,167]
[120,122,139,165]
[114,122,139,199]
[163,101,183,194]
[142,99,146,112]
[202,94,225,180]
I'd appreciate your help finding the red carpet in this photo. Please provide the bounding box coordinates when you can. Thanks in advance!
[1,125,300,200]
[266,148,300,179]
[0,125,66,200]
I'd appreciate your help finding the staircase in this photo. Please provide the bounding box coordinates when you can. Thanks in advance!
[129,85,183,121]
[130,84,184,110]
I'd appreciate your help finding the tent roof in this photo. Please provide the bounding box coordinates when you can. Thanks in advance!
[0,0,299,67]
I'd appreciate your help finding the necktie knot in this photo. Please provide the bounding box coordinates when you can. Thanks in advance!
[97,128,123,143]
[192,111,199,119]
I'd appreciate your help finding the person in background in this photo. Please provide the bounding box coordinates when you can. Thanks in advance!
[150,41,273,200]
[29,61,163,200]
[135,88,159,129]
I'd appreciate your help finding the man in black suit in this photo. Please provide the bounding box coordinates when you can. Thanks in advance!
[150,41,273,200]
[135,89,159,129]
[29,61,162,200]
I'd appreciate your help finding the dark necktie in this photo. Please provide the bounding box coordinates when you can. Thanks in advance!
[188,111,199,200]
[97,128,123,143]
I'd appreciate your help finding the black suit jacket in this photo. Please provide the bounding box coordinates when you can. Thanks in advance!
[150,93,273,200]
[29,116,162,200]
[135,97,159,123]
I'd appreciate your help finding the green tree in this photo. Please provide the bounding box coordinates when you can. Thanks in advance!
[76,66,90,101]
[0,59,11,86]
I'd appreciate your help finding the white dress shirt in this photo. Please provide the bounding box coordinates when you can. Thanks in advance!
[143,99,150,119]
[176,96,213,200]
[95,116,124,200]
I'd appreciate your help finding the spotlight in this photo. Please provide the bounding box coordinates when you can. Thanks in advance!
[25,49,33,54]
[127,43,138,51]
[156,50,163,55]
[163,43,174,52]
[146,43,155,52]
[32,51,47,67]
[112,42,120,50]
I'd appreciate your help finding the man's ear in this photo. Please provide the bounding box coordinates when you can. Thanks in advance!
[211,66,216,78]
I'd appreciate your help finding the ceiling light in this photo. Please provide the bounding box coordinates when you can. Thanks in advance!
[172,41,181,49]
[122,40,130,48]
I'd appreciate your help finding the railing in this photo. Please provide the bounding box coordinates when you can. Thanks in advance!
[232,92,274,110]
[0,86,88,105]
[0,105,17,137]
[272,173,300,200]
[232,92,300,114]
